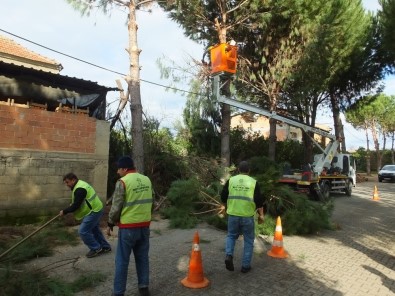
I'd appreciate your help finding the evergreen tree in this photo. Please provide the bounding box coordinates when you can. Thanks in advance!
[379,0,395,67]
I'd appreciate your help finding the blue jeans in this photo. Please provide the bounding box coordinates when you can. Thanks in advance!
[113,227,150,295]
[225,215,255,268]
[79,209,111,251]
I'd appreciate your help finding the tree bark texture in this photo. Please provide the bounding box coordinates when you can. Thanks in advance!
[221,104,231,166]
[128,1,144,172]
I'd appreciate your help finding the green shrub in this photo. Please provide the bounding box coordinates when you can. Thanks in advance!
[161,178,201,228]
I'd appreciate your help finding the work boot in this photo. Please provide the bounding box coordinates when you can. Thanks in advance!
[86,248,102,258]
[225,255,234,271]
[139,287,150,296]
[241,266,251,273]
[101,247,112,253]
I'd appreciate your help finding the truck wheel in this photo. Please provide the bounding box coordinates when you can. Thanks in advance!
[345,180,352,196]
[320,182,330,202]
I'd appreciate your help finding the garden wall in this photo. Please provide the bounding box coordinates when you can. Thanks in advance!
[0,103,110,218]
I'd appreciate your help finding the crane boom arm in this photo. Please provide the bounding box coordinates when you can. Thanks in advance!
[217,96,336,141]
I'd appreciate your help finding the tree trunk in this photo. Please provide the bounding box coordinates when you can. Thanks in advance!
[302,133,314,165]
[339,118,346,153]
[268,117,276,161]
[370,120,381,171]
[365,127,371,176]
[128,2,144,172]
[216,7,230,167]
[392,132,394,164]
[330,93,342,153]
[221,104,231,166]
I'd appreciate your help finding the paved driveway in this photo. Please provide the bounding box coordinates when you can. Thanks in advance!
[28,179,395,296]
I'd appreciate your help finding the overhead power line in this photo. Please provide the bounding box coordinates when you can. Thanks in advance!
[0,28,203,96]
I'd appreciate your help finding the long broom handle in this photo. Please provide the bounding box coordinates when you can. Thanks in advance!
[0,214,60,260]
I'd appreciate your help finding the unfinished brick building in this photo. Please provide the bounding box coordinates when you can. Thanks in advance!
[0,35,117,219]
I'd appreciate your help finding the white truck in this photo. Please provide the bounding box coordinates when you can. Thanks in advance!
[213,86,356,201]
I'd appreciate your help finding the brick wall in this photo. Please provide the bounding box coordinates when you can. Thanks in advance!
[0,104,96,153]
[0,104,110,218]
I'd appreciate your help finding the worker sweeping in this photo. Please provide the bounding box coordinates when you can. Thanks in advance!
[59,173,111,258]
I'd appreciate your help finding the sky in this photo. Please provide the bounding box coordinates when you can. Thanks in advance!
[0,0,392,151]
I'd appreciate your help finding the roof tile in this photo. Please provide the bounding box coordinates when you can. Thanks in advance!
[0,34,60,66]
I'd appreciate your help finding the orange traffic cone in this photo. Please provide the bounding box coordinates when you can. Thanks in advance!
[267,216,289,259]
[181,231,209,289]
[372,185,380,201]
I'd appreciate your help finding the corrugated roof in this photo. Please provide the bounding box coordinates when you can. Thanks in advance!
[0,34,61,67]
[0,61,118,93]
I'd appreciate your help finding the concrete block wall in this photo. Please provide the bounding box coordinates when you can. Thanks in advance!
[0,104,110,218]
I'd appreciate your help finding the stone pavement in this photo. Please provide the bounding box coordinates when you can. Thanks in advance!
[29,180,395,296]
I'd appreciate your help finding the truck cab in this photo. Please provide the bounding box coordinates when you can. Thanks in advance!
[313,153,356,199]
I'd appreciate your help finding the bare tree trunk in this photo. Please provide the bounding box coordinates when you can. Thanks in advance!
[370,120,381,171]
[128,2,144,172]
[215,7,230,167]
[221,104,231,166]
[392,132,395,164]
[302,133,313,164]
[268,118,276,161]
[330,93,342,153]
[365,127,371,175]
[339,118,346,153]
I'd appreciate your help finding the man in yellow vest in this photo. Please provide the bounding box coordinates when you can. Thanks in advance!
[221,161,264,273]
[106,156,153,296]
[59,173,111,258]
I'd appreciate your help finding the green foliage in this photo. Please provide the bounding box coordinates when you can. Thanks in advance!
[255,215,276,237]
[246,156,334,235]
[282,199,334,235]
[229,128,307,169]
[0,222,78,264]
[205,215,227,231]
[0,219,102,296]
[108,117,191,200]
[161,154,334,235]
[0,268,105,296]
[107,129,131,197]
[379,0,395,67]
[229,127,268,164]
[161,178,200,228]
[267,185,334,235]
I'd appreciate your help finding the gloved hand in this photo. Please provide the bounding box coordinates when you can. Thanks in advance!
[107,222,114,231]
[106,222,114,236]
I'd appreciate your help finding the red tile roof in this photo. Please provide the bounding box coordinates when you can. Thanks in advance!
[0,34,60,67]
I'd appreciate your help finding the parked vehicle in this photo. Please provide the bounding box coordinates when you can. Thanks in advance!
[378,165,395,182]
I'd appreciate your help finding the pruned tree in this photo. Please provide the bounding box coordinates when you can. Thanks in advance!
[65,0,155,172]
[159,0,264,166]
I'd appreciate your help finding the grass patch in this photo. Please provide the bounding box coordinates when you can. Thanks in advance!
[152,229,162,235]
[0,221,78,264]
[0,268,106,296]
[0,220,105,295]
